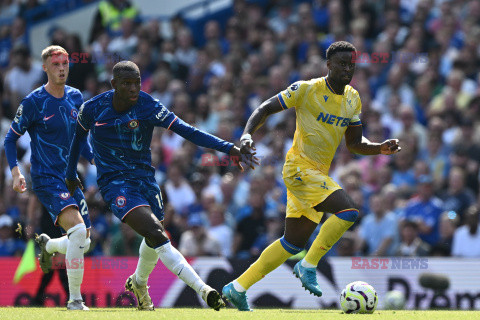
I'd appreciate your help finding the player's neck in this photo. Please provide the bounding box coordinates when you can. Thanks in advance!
[112,93,133,113]
[325,75,345,95]
[44,82,65,98]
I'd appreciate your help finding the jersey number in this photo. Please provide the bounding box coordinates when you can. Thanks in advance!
[80,199,88,216]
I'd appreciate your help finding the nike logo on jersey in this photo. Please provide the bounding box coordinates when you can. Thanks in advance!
[95,122,108,126]
[323,95,328,102]
[43,114,55,121]
[316,112,351,127]
[295,177,302,181]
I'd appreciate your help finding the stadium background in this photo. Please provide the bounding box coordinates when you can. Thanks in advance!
[0,0,479,310]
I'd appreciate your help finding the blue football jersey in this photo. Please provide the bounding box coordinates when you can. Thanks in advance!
[77,90,178,186]
[10,85,91,185]
[76,90,233,187]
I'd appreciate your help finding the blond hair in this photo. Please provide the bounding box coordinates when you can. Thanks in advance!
[41,45,68,62]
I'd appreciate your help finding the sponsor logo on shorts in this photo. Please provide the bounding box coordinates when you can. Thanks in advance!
[116,196,126,208]
[60,192,70,200]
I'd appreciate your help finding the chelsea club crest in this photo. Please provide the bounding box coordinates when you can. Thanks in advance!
[128,119,139,129]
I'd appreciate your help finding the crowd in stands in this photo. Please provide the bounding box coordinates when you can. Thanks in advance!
[0,0,479,260]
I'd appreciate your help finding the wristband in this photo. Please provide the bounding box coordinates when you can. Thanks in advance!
[241,134,252,141]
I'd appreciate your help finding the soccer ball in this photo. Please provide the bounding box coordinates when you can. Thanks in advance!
[383,290,406,310]
[340,281,378,314]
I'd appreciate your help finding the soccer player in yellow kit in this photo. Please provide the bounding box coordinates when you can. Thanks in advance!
[222,41,401,311]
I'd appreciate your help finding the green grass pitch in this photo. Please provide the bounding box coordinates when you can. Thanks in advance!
[0,308,477,320]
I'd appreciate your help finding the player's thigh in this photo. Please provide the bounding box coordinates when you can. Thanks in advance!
[313,189,358,213]
[57,206,85,232]
[34,182,88,232]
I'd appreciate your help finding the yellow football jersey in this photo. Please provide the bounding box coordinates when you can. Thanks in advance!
[278,77,362,173]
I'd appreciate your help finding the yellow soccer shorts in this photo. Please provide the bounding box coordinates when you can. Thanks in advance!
[283,158,342,224]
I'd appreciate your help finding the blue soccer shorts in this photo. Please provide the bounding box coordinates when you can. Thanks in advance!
[100,177,164,222]
[33,177,91,233]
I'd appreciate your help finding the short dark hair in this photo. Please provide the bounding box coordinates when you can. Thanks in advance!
[326,41,356,60]
[112,61,140,79]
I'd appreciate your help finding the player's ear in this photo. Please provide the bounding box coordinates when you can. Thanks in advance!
[326,59,330,69]
[110,78,116,89]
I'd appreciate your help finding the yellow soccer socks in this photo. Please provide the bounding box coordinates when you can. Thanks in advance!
[236,237,303,291]
[304,209,358,266]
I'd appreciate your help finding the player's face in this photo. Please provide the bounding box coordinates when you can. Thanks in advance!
[113,71,141,106]
[43,53,69,85]
[327,51,356,86]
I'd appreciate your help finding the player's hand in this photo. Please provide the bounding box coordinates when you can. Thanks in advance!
[380,139,401,155]
[230,146,259,171]
[12,172,26,193]
[65,177,84,196]
[240,133,256,154]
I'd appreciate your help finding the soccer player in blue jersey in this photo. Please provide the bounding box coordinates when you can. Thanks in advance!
[4,46,94,310]
[65,60,257,311]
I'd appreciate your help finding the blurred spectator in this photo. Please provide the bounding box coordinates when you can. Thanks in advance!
[108,17,138,59]
[164,163,196,214]
[0,214,25,256]
[207,203,233,257]
[400,175,443,246]
[179,214,222,257]
[336,231,356,256]
[89,0,139,43]
[3,44,43,118]
[175,28,197,69]
[233,192,266,258]
[432,211,459,256]
[250,216,283,257]
[452,206,480,257]
[357,193,398,256]
[396,220,431,257]
[441,166,476,221]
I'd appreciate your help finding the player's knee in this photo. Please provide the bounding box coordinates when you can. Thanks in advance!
[67,223,87,244]
[144,228,169,248]
[280,236,305,254]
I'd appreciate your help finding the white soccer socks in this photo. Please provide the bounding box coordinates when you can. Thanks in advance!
[46,235,68,254]
[66,223,87,301]
[135,238,159,286]
[46,235,91,254]
[155,241,205,293]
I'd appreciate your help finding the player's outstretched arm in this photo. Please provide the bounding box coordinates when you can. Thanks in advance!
[168,117,259,171]
[240,96,284,156]
[345,125,401,155]
[65,123,88,195]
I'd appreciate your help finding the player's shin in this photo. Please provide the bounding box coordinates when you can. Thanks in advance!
[155,240,204,293]
[303,210,357,266]
[66,223,87,301]
[135,238,159,286]
[236,237,302,291]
